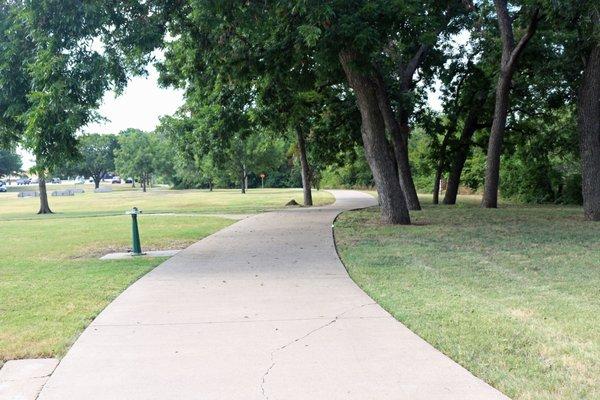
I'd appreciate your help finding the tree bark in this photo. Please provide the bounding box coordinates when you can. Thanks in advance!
[93,176,101,189]
[142,175,147,192]
[374,71,421,210]
[579,42,600,220]
[240,166,246,194]
[432,130,453,205]
[444,109,480,204]
[432,168,443,205]
[395,122,421,210]
[482,2,539,208]
[37,173,52,214]
[296,128,313,206]
[339,50,410,224]
[482,72,511,208]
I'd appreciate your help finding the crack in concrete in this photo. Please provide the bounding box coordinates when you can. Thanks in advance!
[1,372,53,382]
[259,302,376,399]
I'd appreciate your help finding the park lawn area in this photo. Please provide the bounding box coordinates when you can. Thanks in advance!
[335,197,600,400]
[0,186,334,220]
[0,188,335,366]
[0,214,232,366]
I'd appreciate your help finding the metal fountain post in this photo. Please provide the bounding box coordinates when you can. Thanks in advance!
[127,207,143,255]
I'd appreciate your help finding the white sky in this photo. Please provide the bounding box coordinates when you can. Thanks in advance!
[84,65,184,135]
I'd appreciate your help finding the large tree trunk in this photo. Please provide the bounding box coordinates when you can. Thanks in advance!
[444,110,480,205]
[393,126,421,210]
[142,175,147,192]
[482,2,539,208]
[93,176,101,189]
[339,50,410,224]
[373,72,421,210]
[579,42,600,220]
[432,129,454,205]
[37,174,52,214]
[482,74,511,208]
[296,128,313,206]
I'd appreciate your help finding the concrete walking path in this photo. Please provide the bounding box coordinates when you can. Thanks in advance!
[38,190,508,399]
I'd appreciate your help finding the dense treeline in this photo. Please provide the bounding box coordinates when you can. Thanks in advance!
[0,1,597,223]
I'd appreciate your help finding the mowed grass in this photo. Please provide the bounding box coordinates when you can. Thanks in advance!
[0,185,334,220]
[335,197,600,400]
[0,188,335,365]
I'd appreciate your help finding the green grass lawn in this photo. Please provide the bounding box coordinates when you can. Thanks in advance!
[335,197,599,400]
[0,187,334,365]
[0,185,334,220]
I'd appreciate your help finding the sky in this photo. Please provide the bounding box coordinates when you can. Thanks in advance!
[84,66,184,135]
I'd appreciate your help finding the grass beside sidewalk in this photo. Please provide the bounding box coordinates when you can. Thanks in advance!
[335,199,600,400]
[0,214,232,364]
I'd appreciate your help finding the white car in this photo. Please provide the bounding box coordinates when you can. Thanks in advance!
[0,182,7,192]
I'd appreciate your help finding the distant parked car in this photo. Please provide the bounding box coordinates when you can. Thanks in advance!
[111,176,122,184]
[31,177,39,184]
[125,177,133,184]
[51,178,61,184]
[16,177,30,185]
[0,181,6,192]
[74,176,85,184]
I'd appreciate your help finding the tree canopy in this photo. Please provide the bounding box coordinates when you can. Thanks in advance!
[0,0,598,221]
[0,149,22,178]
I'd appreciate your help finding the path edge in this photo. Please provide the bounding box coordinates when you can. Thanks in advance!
[328,195,511,400]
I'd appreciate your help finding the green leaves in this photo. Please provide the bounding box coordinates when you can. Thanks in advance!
[0,149,22,177]
[298,25,322,47]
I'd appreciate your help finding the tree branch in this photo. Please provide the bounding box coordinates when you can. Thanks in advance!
[401,44,430,90]
[507,7,541,68]
[494,0,515,66]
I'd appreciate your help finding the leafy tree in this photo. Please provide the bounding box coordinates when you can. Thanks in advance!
[570,4,600,220]
[75,134,119,189]
[481,1,541,208]
[430,49,494,205]
[115,129,170,192]
[0,149,22,179]
[154,1,473,223]
[0,1,170,213]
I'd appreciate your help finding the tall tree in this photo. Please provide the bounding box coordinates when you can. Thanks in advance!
[253,79,321,206]
[338,51,410,223]
[481,1,541,208]
[115,129,170,192]
[76,134,119,189]
[0,1,167,213]
[577,9,600,220]
[437,57,494,205]
[154,1,471,223]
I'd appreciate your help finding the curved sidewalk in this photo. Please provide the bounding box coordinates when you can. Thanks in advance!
[39,190,508,400]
